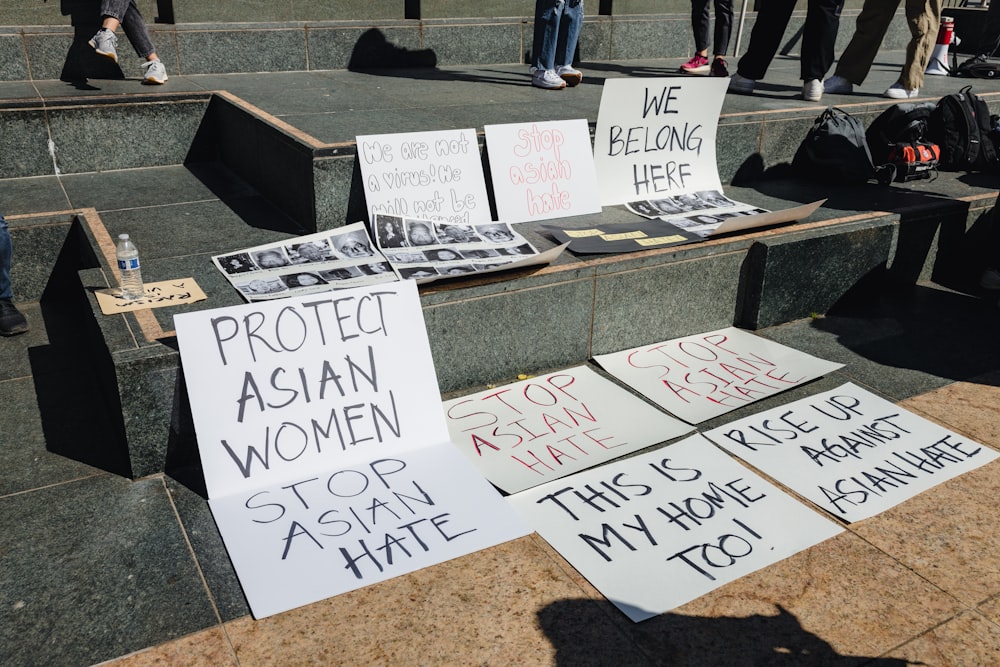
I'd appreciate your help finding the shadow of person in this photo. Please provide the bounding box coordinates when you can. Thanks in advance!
[538,600,913,666]
[58,0,124,85]
[348,28,437,71]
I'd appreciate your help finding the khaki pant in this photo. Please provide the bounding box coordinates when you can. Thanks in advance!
[834,0,942,90]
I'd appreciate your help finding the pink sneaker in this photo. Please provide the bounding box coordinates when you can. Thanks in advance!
[680,54,710,74]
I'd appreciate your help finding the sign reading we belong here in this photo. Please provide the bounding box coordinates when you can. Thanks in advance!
[593,77,729,207]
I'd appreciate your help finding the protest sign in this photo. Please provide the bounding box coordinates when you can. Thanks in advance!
[357,128,492,225]
[213,223,398,302]
[703,382,999,522]
[593,327,843,424]
[372,213,566,284]
[95,277,206,314]
[210,443,528,619]
[593,78,728,207]
[591,78,824,240]
[174,281,529,617]
[484,119,601,223]
[444,366,692,493]
[508,434,843,622]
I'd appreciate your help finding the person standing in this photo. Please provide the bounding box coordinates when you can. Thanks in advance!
[531,0,585,90]
[728,0,846,102]
[824,0,942,99]
[0,214,28,337]
[680,0,735,77]
[88,0,168,84]
[958,1,1000,69]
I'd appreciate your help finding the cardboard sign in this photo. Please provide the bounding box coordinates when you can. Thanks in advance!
[357,128,492,225]
[508,434,843,622]
[96,277,206,314]
[444,366,692,493]
[703,382,1000,522]
[593,327,843,424]
[484,119,602,223]
[593,78,728,207]
[174,281,529,617]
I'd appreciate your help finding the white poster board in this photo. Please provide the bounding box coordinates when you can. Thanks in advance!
[703,382,999,523]
[593,327,843,424]
[174,281,529,618]
[593,77,728,207]
[508,434,844,622]
[484,119,602,223]
[443,366,693,493]
[357,128,492,225]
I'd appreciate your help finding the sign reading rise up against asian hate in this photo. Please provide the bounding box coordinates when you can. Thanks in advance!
[173,281,528,619]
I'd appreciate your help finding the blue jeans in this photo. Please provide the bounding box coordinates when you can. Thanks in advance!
[0,215,12,301]
[533,0,584,71]
[101,0,157,58]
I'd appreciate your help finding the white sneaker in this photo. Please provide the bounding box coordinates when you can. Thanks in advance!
[142,59,168,84]
[823,74,853,94]
[884,82,918,99]
[88,28,118,63]
[981,267,1000,290]
[802,79,823,102]
[556,65,583,87]
[728,73,755,95]
[532,69,566,90]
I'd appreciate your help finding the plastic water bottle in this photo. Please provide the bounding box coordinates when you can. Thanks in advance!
[116,233,144,300]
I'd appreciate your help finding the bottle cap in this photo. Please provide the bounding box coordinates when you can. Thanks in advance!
[119,233,129,240]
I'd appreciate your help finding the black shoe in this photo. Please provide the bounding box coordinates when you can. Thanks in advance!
[0,299,28,336]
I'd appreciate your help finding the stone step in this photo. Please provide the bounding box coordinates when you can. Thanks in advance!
[0,5,964,81]
[2,45,998,481]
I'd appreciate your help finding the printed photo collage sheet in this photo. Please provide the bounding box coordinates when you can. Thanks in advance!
[445,326,998,622]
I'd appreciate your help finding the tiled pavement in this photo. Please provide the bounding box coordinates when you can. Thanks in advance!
[2,52,1000,666]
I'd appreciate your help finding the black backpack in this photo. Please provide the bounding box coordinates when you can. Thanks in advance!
[929,85,999,170]
[954,55,1000,80]
[793,107,895,185]
[866,102,939,181]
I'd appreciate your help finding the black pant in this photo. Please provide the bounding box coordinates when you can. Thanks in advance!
[692,0,735,56]
[967,2,1000,58]
[736,0,846,81]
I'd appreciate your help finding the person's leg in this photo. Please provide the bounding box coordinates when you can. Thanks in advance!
[0,214,28,336]
[897,0,941,90]
[799,0,846,81]
[692,0,713,54]
[554,0,583,67]
[533,0,562,71]
[119,0,158,60]
[735,0,797,80]
[0,215,11,302]
[712,0,734,57]
[832,0,899,84]
[966,1,1000,57]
